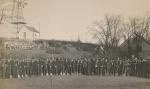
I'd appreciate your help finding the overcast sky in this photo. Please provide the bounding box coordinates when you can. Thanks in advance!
[23,0,150,43]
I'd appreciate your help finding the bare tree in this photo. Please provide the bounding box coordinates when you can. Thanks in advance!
[89,15,123,50]
[0,7,6,24]
[128,16,150,39]
[0,0,10,24]
[124,15,150,58]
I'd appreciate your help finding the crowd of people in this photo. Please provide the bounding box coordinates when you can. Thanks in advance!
[0,57,150,79]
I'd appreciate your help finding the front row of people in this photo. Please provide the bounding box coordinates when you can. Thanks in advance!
[0,57,150,79]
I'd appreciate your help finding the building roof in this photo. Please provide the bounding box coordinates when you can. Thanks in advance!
[11,22,27,24]
[120,33,150,48]
[25,25,40,33]
[119,33,150,59]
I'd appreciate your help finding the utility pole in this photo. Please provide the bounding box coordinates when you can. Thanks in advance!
[39,23,40,39]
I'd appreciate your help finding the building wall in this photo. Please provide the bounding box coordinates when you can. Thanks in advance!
[141,41,150,51]
[0,24,39,40]
[120,37,150,58]
[18,27,39,40]
[0,24,16,38]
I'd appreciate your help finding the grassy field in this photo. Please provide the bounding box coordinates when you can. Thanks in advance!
[0,48,92,59]
[0,75,150,89]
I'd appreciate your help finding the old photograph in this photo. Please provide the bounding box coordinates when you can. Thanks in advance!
[0,0,150,89]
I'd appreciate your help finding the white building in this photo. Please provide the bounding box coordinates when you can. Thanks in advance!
[19,25,40,40]
[0,24,40,40]
[0,24,16,38]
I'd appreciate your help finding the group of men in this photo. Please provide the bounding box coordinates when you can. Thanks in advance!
[0,57,150,79]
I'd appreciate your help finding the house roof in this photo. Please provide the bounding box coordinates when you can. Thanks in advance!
[25,25,40,33]
[120,33,150,48]
[119,33,150,59]
[11,22,27,24]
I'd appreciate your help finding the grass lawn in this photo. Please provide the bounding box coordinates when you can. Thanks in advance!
[1,49,92,59]
[0,75,150,89]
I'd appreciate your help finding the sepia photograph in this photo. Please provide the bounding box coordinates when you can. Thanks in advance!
[0,0,150,89]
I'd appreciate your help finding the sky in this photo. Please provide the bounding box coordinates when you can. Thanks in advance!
[23,0,150,43]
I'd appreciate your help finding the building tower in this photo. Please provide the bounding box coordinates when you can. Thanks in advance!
[11,0,27,39]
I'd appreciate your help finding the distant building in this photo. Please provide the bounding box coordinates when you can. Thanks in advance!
[120,33,150,59]
[0,24,40,40]
[0,24,40,50]
[19,25,40,40]
[0,24,16,38]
